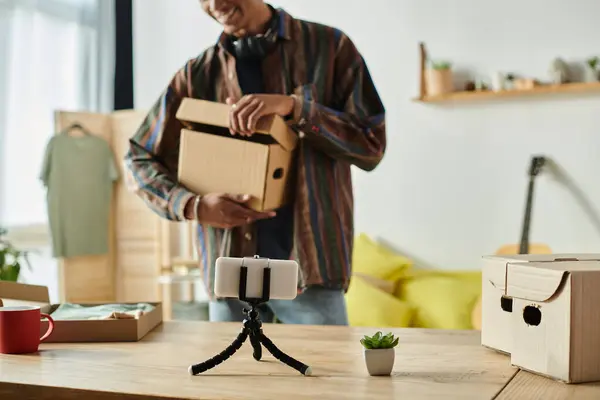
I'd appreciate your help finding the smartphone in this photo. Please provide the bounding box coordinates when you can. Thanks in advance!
[214,256,299,300]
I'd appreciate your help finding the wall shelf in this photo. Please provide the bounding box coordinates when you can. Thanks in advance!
[413,82,600,104]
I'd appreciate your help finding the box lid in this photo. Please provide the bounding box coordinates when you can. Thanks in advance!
[0,280,50,306]
[176,98,298,152]
[497,256,600,302]
[485,253,600,292]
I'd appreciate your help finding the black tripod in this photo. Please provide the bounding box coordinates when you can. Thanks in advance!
[188,257,312,376]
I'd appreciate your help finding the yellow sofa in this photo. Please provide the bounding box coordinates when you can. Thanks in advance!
[345,234,482,330]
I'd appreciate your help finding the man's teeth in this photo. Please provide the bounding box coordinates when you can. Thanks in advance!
[221,8,236,19]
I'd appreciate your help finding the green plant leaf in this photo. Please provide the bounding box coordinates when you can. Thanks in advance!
[360,338,373,349]
[4,263,20,282]
[431,60,452,70]
[362,331,399,349]
[0,226,29,280]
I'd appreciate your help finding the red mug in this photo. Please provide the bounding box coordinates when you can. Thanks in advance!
[0,306,55,354]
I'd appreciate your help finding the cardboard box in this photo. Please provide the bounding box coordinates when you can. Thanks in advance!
[175,98,298,211]
[481,253,566,354]
[482,254,600,383]
[0,281,162,342]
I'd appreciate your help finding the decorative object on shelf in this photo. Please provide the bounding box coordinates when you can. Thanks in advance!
[464,81,476,91]
[475,79,489,91]
[426,60,454,97]
[514,78,538,91]
[491,72,505,91]
[418,42,428,100]
[360,331,398,376]
[584,56,599,82]
[0,227,32,282]
[504,73,516,90]
[549,57,570,84]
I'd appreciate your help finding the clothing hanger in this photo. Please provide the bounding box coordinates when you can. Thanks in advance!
[64,122,91,136]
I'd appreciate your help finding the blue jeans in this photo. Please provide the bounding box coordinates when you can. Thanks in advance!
[209,286,349,326]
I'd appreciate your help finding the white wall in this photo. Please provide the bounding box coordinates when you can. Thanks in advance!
[133,0,600,270]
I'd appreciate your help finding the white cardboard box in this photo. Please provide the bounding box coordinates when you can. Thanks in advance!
[481,253,568,354]
[481,254,600,383]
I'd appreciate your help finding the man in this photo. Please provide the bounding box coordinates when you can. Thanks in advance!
[125,0,386,325]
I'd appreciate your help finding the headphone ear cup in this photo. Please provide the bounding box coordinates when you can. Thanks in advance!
[231,36,272,59]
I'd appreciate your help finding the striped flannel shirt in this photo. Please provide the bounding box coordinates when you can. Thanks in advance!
[124,7,386,299]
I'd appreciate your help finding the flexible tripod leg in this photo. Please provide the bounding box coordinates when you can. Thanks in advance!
[249,333,262,361]
[258,332,312,376]
[188,330,249,375]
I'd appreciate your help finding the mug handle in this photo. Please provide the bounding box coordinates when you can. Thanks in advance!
[40,313,55,342]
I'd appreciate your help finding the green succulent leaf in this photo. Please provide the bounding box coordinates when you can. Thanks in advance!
[360,331,399,349]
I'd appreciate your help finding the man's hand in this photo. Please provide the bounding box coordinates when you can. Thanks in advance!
[185,193,276,229]
[226,94,294,136]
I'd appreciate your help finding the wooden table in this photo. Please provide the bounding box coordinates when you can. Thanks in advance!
[0,321,597,400]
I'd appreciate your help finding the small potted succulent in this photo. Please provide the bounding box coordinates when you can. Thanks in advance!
[360,331,398,376]
[426,60,454,96]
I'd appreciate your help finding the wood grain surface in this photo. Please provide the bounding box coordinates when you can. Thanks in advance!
[495,370,600,400]
[0,321,516,400]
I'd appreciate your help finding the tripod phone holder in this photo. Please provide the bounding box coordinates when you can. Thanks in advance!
[188,256,312,376]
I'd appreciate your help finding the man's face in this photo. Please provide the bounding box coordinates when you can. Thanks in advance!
[200,0,261,36]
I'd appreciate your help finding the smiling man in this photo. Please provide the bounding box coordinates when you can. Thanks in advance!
[125,0,386,325]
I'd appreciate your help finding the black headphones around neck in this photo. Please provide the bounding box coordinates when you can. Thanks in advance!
[226,8,279,59]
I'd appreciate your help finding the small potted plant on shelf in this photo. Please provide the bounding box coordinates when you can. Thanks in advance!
[426,60,453,97]
[584,56,599,82]
[0,227,32,282]
[360,331,399,376]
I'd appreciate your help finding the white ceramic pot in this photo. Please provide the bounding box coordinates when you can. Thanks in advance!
[364,348,395,376]
[491,72,505,91]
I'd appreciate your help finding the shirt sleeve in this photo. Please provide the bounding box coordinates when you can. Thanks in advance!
[124,57,199,221]
[39,136,55,187]
[289,32,386,172]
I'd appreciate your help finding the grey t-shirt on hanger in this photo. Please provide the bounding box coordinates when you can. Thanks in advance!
[40,134,119,258]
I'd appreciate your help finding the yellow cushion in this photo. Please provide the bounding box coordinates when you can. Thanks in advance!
[352,233,412,282]
[395,270,482,330]
[346,276,414,328]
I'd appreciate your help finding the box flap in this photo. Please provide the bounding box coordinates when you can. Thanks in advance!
[482,253,600,263]
[176,98,298,152]
[505,262,567,302]
[484,254,562,291]
[484,254,600,292]
[0,281,50,304]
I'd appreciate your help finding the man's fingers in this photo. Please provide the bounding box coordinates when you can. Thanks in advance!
[247,102,266,133]
[229,96,252,135]
[236,99,262,136]
[230,96,256,136]
[229,103,241,135]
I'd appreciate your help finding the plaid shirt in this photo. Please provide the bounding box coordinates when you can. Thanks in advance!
[124,7,386,298]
